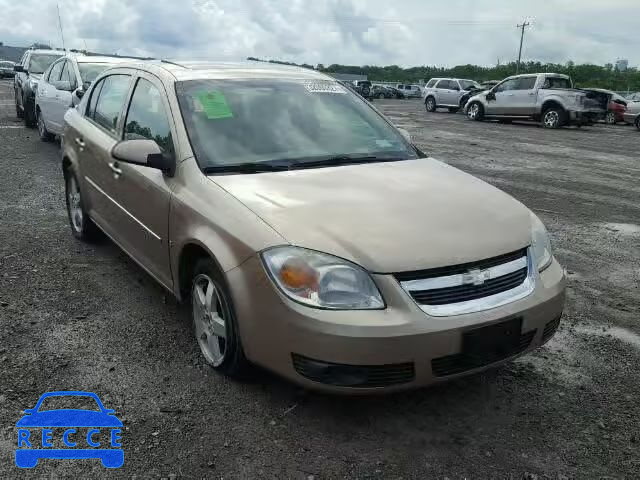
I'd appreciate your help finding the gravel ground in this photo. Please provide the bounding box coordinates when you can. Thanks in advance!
[0,80,638,479]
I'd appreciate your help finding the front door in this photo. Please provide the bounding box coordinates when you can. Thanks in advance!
[486,78,519,115]
[38,59,64,130]
[79,73,134,238]
[48,60,76,134]
[109,73,176,289]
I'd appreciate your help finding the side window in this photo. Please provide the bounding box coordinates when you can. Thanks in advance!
[449,81,460,91]
[60,61,77,90]
[92,75,131,133]
[495,79,518,93]
[123,78,174,156]
[426,79,437,88]
[397,84,404,89]
[516,77,537,90]
[47,61,64,83]
[435,80,450,89]
[86,77,105,119]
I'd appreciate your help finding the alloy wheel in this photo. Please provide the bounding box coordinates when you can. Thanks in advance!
[38,113,46,138]
[544,110,560,128]
[605,112,616,125]
[468,103,479,120]
[67,176,83,233]
[192,274,228,366]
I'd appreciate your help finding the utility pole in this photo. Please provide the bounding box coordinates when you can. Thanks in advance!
[516,21,530,74]
[57,3,66,50]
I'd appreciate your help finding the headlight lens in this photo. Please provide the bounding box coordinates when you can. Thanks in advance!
[261,246,385,310]
[530,214,553,271]
[29,79,38,90]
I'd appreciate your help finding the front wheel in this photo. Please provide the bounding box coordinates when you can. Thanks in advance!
[467,102,484,121]
[604,111,616,125]
[542,107,565,129]
[191,258,251,378]
[425,97,436,112]
[377,93,384,99]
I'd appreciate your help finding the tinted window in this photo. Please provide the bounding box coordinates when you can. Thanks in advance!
[124,78,174,155]
[47,61,64,82]
[495,79,519,92]
[517,77,537,90]
[176,79,416,170]
[426,79,437,88]
[541,77,571,89]
[92,75,131,133]
[28,54,63,74]
[60,61,77,89]
[435,80,450,89]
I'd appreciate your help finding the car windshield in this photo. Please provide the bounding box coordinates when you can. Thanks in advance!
[37,395,101,412]
[28,54,63,74]
[176,78,417,172]
[459,80,480,90]
[78,62,111,84]
[542,77,572,89]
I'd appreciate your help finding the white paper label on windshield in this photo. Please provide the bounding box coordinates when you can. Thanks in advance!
[304,82,347,94]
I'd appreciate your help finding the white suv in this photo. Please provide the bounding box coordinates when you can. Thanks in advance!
[394,84,422,98]
[423,78,480,113]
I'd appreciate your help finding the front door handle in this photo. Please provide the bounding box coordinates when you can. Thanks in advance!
[108,161,123,178]
[75,137,85,147]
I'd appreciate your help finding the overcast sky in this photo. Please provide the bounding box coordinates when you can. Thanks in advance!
[0,0,637,68]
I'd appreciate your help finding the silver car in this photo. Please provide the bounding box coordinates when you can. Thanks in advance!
[423,78,481,113]
[0,60,16,78]
[623,100,640,129]
[35,54,132,141]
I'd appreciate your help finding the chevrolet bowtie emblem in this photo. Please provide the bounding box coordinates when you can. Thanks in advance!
[462,268,491,286]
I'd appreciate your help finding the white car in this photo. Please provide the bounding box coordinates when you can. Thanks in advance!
[394,84,423,98]
[35,53,132,141]
[423,78,481,113]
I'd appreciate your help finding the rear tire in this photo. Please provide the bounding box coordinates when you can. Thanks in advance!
[15,97,24,119]
[425,96,436,112]
[467,102,484,121]
[635,116,640,131]
[191,257,252,379]
[542,106,565,129]
[23,95,36,128]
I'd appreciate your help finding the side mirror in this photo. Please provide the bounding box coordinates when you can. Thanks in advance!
[486,90,496,100]
[14,65,25,73]
[111,139,175,177]
[397,127,412,143]
[74,87,85,99]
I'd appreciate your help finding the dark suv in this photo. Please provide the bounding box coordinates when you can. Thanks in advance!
[14,49,64,126]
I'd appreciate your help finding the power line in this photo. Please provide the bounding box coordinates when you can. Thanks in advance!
[516,21,531,74]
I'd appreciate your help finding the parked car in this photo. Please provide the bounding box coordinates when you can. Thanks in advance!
[459,80,500,110]
[62,60,565,393]
[584,88,627,124]
[353,80,373,99]
[465,73,610,128]
[626,92,640,102]
[385,86,405,99]
[395,84,422,98]
[371,85,395,99]
[423,78,481,112]
[14,48,65,126]
[0,60,16,78]
[623,101,640,129]
[35,53,132,141]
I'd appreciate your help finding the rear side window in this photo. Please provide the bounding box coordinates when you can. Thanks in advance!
[90,74,131,133]
[123,78,174,156]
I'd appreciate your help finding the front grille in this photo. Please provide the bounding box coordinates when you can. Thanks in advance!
[542,315,562,342]
[396,248,530,312]
[292,354,415,388]
[431,330,536,377]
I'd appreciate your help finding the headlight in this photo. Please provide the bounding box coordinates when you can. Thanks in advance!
[261,246,384,310]
[28,79,38,90]
[530,214,553,271]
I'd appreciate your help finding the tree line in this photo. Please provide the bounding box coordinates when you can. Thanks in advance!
[247,57,639,92]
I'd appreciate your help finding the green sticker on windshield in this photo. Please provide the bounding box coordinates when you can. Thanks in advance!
[195,91,233,119]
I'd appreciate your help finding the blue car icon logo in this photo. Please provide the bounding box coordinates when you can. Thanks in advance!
[15,391,123,468]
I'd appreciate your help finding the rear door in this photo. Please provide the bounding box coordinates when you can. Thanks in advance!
[109,73,176,289]
[37,59,63,127]
[78,72,134,238]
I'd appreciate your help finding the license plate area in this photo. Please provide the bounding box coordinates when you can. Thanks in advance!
[463,317,522,358]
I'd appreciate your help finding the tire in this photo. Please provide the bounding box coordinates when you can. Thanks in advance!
[15,96,24,119]
[542,106,565,129]
[23,95,36,127]
[190,257,251,378]
[425,96,436,112]
[604,111,616,125]
[377,93,384,99]
[467,102,484,121]
[448,107,459,113]
[635,116,640,131]
[37,110,55,142]
[64,168,102,242]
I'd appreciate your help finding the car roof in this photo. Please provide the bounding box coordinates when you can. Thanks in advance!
[108,60,335,82]
[27,49,65,55]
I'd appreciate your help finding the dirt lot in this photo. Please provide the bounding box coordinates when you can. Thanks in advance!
[0,80,638,479]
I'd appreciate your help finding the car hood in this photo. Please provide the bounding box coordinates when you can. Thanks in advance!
[16,410,122,427]
[211,159,532,273]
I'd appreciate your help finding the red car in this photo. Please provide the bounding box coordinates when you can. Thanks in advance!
[590,89,628,124]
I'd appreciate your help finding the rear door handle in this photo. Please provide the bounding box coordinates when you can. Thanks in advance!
[108,161,123,178]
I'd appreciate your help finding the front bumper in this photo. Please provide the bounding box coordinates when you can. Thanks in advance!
[228,255,566,393]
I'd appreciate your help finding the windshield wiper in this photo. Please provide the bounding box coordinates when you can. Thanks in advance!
[294,155,406,169]
[202,162,293,174]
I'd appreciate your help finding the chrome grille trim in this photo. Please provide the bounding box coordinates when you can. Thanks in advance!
[399,249,536,317]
